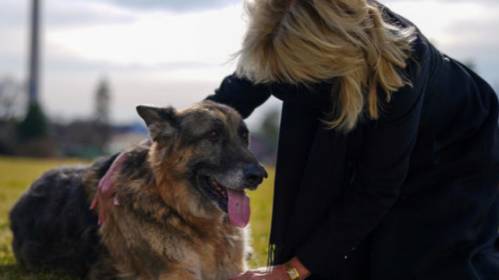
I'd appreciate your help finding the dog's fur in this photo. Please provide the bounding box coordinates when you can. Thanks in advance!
[10,101,267,279]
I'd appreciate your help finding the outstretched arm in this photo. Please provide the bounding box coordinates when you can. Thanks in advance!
[206,74,271,119]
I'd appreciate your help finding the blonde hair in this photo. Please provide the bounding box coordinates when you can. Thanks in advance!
[236,0,416,131]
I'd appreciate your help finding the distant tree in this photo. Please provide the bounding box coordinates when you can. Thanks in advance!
[94,78,111,125]
[0,77,25,120]
[17,102,48,141]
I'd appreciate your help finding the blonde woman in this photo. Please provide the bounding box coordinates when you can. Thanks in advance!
[95,0,499,279]
[209,0,499,279]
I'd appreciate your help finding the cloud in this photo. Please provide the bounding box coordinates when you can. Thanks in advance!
[444,17,499,82]
[384,0,499,83]
[45,0,136,27]
[385,0,498,3]
[0,0,135,28]
[0,0,27,27]
[92,0,239,12]
[103,0,499,11]
[45,4,245,67]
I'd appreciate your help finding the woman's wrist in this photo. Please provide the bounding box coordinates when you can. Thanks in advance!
[287,257,311,280]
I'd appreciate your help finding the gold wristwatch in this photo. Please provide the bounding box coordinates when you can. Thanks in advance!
[286,263,300,280]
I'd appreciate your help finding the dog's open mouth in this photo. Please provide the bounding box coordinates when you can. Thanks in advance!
[199,176,250,228]
[205,178,229,210]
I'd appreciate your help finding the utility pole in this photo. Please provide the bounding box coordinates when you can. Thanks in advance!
[18,0,48,143]
[28,0,41,105]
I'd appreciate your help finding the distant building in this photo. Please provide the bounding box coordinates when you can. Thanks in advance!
[94,78,111,125]
[52,120,108,158]
[107,122,148,154]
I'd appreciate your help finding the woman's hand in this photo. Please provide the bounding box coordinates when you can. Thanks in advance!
[229,265,288,280]
[230,258,311,280]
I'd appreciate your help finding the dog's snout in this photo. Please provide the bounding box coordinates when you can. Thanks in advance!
[243,164,268,189]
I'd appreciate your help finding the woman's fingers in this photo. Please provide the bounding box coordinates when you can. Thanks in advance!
[230,267,288,280]
[230,270,265,280]
[229,271,252,280]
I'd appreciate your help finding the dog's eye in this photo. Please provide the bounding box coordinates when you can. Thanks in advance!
[208,130,221,142]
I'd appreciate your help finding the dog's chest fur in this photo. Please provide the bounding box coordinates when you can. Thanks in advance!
[100,204,247,279]
[87,154,248,279]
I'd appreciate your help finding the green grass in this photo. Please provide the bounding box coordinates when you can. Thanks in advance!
[0,157,274,279]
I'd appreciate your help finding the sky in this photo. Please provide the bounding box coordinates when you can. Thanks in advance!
[0,0,498,126]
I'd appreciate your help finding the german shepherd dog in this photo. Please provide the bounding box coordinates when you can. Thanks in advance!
[9,101,268,279]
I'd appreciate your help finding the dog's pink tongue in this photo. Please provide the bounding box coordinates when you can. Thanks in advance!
[227,189,250,228]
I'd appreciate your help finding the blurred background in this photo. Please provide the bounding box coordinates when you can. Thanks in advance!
[0,0,498,160]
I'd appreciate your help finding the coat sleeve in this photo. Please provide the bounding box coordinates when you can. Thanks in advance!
[295,81,426,278]
[205,74,271,119]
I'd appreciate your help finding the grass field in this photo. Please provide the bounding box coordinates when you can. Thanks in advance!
[0,156,274,279]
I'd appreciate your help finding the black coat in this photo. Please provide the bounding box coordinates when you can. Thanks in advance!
[207,6,499,280]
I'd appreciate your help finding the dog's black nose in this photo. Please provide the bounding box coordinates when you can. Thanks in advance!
[243,164,268,189]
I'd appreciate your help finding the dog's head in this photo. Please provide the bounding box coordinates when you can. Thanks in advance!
[137,101,267,227]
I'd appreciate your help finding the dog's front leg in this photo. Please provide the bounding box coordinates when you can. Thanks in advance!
[87,253,120,280]
[159,268,202,280]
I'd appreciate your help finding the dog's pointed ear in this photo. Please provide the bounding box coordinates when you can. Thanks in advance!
[136,105,178,142]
